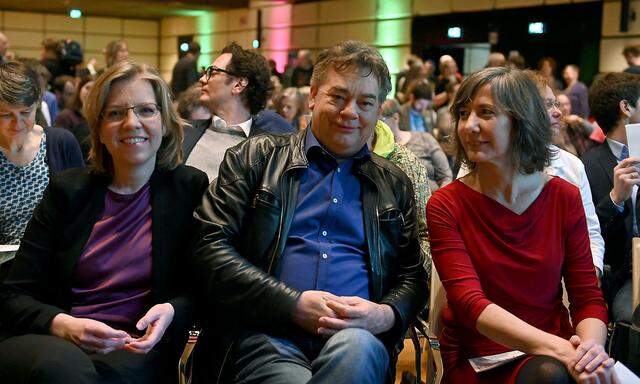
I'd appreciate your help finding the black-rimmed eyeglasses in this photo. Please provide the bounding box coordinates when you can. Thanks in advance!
[203,66,237,82]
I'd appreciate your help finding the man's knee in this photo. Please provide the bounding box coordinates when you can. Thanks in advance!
[324,328,388,367]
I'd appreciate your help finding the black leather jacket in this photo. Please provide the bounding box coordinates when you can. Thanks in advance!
[192,129,428,380]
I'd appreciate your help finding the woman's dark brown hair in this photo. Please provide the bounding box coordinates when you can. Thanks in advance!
[450,66,551,174]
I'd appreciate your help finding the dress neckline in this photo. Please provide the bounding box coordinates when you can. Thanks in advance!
[455,176,556,217]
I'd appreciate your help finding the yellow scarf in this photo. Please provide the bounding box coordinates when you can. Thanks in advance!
[373,119,396,158]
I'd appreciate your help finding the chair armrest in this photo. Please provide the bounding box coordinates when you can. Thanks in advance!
[178,328,201,384]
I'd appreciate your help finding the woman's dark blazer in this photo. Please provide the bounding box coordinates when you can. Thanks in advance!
[0,165,209,343]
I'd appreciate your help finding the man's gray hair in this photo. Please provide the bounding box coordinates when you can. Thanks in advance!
[311,40,391,102]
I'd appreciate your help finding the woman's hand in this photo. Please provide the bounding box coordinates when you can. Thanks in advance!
[124,303,174,354]
[566,335,619,384]
[50,313,131,354]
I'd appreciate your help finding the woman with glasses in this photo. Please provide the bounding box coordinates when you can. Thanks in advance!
[427,67,614,383]
[0,61,83,247]
[0,61,209,384]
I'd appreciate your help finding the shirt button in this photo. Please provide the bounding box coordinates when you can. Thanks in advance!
[332,198,338,204]
[322,230,327,236]
[322,253,328,259]
[337,167,341,173]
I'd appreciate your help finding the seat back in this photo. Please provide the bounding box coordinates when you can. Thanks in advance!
[428,267,446,337]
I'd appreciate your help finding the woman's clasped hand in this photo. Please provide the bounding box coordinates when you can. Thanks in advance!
[49,303,175,355]
[565,335,619,384]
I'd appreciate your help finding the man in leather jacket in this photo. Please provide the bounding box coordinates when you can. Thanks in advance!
[192,40,428,383]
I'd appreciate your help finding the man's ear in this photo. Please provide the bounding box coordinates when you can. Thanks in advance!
[308,85,318,110]
[621,99,632,118]
[233,77,248,94]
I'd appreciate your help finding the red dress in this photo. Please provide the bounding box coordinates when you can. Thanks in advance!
[426,177,608,383]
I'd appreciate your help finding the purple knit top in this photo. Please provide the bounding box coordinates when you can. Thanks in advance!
[70,183,152,331]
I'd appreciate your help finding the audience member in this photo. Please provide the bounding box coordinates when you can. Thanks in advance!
[424,59,436,83]
[583,72,640,322]
[170,41,201,98]
[622,45,640,75]
[51,75,76,112]
[485,51,506,68]
[435,80,460,141]
[563,64,589,118]
[275,87,304,130]
[298,85,312,126]
[191,40,428,383]
[267,74,283,109]
[434,55,462,108]
[268,58,283,83]
[395,54,423,97]
[399,82,436,133]
[428,66,612,383]
[0,61,209,384]
[184,42,293,181]
[176,84,211,121]
[396,59,428,103]
[0,32,9,64]
[104,40,129,69]
[506,50,525,69]
[19,58,58,126]
[458,69,605,279]
[384,98,451,192]
[371,119,432,274]
[290,49,314,87]
[55,76,95,160]
[538,56,563,91]
[0,61,83,246]
[557,92,597,157]
[40,38,64,83]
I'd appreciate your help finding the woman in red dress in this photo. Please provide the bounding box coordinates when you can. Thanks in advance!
[426,67,617,383]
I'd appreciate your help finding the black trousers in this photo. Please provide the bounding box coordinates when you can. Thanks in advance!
[0,334,173,384]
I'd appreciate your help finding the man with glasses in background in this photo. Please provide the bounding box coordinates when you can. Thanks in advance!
[182,42,293,181]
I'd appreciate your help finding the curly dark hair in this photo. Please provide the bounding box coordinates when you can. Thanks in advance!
[450,66,551,174]
[589,72,640,134]
[221,42,273,115]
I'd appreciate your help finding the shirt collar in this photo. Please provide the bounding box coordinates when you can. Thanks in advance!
[211,115,252,137]
[304,126,370,163]
[607,137,625,160]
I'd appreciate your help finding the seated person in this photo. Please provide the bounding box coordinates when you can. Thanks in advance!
[275,87,305,130]
[0,61,83,246]
[176,84,211,121]
[427,67,614,383]
[384,98,452,191]
[192,40,428,383]
[55,76,95,161]
[556,93,596,158]
[583,72,640,323]
[184,42,294,181]
[459,70,605,279]
[371,119,432,276]
[0,61,209,384]
[399,82,437,133]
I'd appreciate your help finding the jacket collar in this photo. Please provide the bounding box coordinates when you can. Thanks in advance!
[288,128,310,168]
[289,126,372,169]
